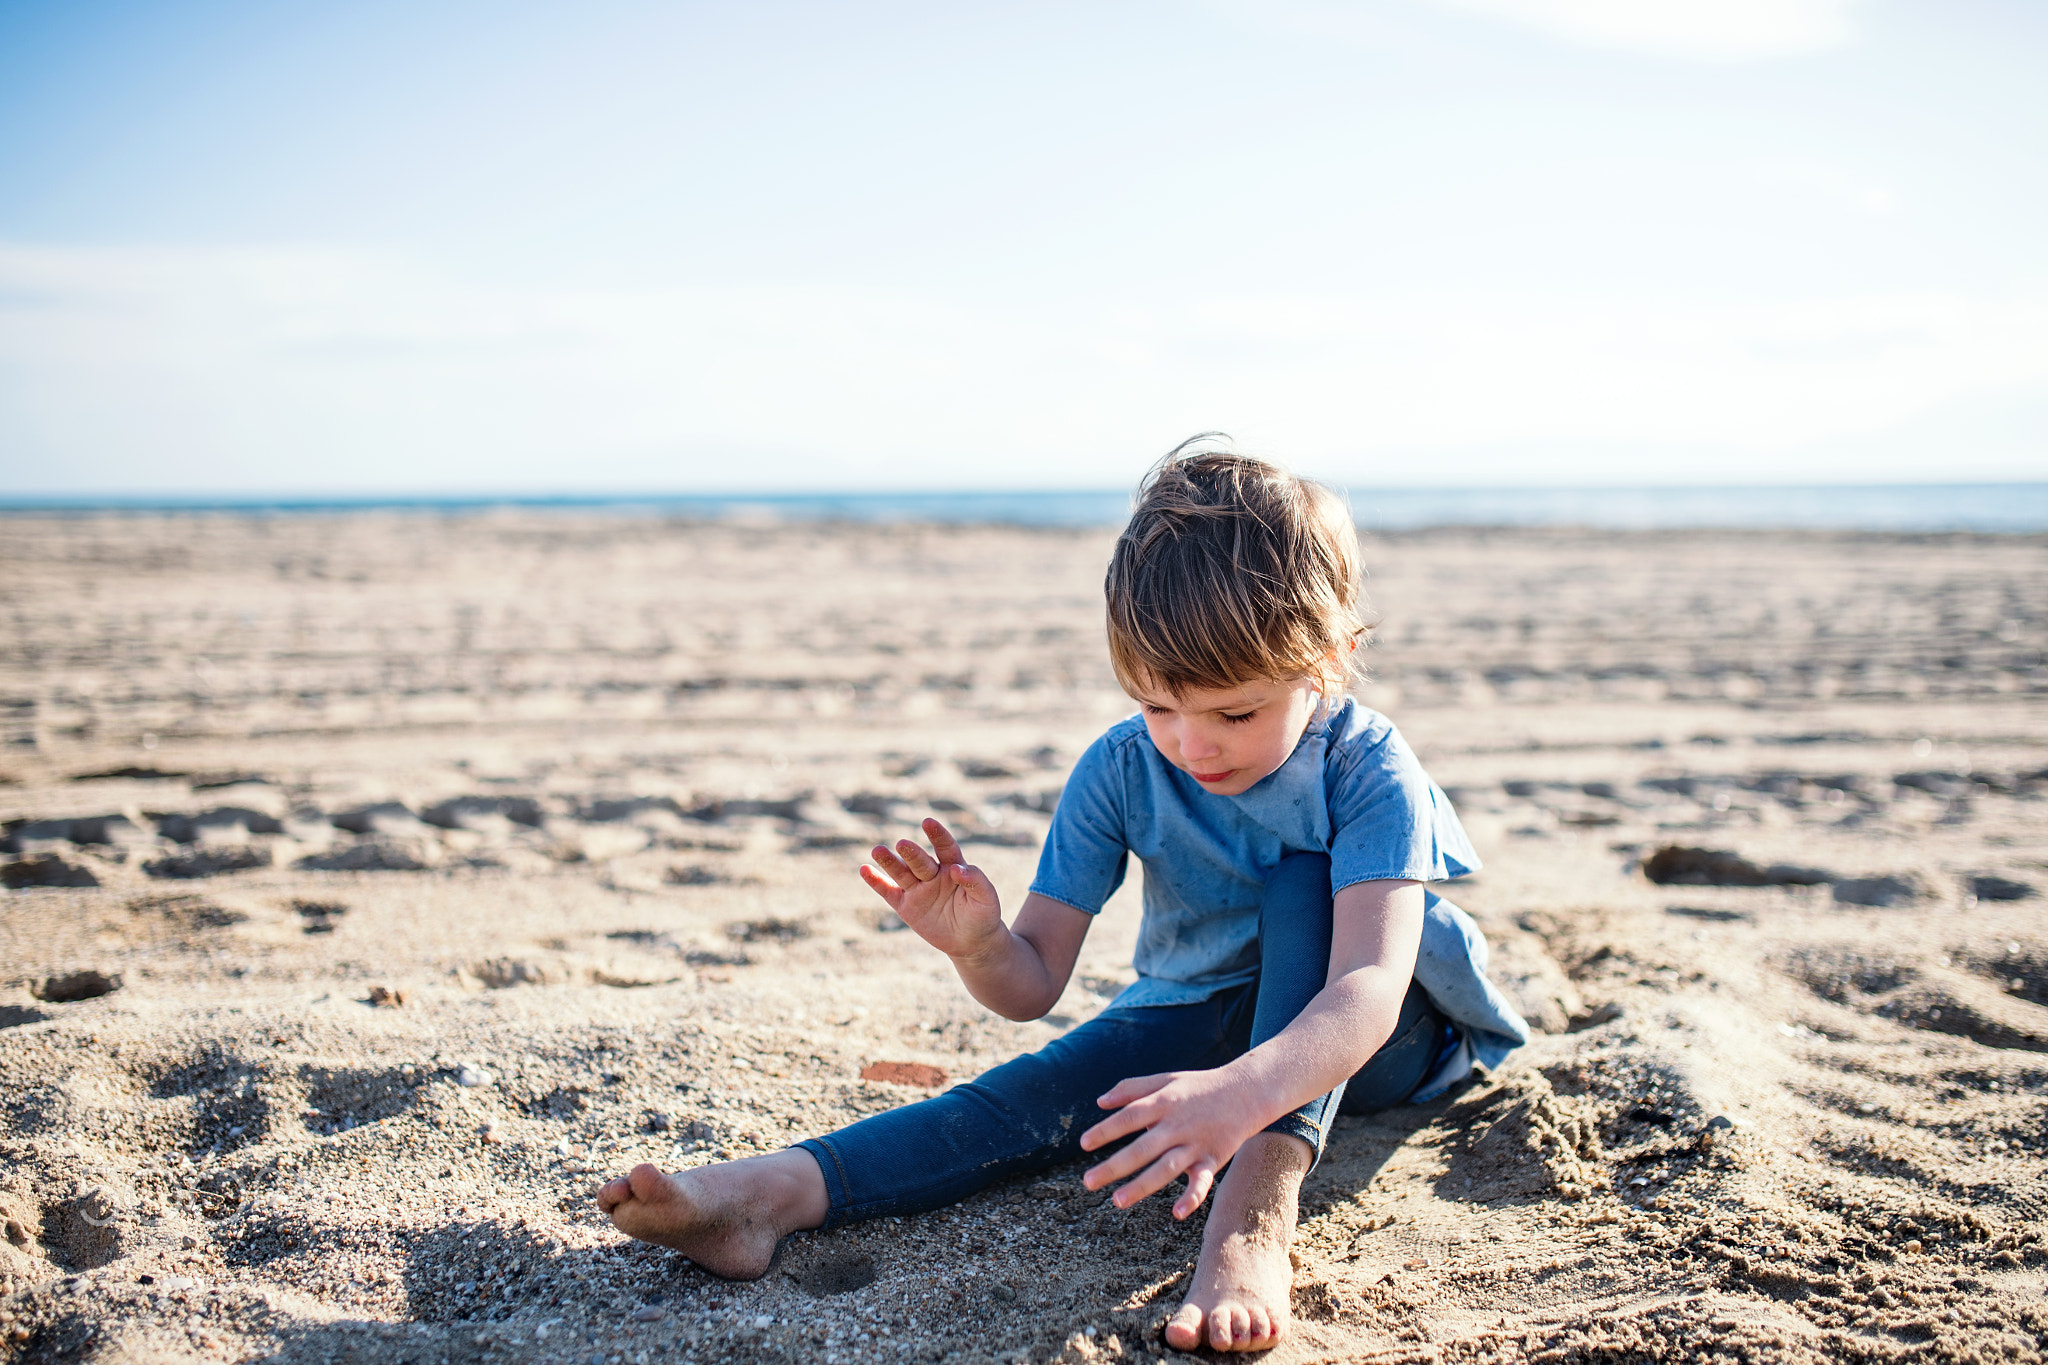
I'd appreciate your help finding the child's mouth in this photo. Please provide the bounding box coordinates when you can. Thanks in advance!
[1191,770,1234,784]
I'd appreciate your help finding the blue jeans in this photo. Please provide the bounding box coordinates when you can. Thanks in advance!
[795,853,1447,1229]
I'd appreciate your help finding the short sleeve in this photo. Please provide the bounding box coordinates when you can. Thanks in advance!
[1027,730,1132,915]
[1326,719,1481,893]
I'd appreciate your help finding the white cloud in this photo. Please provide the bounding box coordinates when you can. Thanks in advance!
[1,241,2044,491]
[1423,0,1863,60]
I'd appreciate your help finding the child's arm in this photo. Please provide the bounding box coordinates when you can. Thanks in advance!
[1075,878,1425,1219]
[862,817,1093,1022]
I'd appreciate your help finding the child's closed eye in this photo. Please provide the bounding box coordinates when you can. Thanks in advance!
[1140,702,1257,723]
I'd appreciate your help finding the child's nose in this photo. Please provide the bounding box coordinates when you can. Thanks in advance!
[1180,727,1221,761]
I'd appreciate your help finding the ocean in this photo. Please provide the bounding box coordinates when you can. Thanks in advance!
[3,484,2046,532]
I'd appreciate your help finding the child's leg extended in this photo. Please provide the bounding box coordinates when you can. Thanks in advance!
[800,996,1239,1223]
[600,997,1239,1277]
[1167,852,1441,1353]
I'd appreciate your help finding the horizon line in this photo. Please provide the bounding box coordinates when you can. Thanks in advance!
[6,479,2048,509]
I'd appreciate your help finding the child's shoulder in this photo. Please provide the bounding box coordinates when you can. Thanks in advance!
[1058,713,1153,790]
[1087,711,1153,756]
[1050,714,1157,816]
[1319,697,1428,780]
[1319,695,1398,752]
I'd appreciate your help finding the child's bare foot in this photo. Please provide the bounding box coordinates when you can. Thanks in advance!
[1164,1132,1310,1353]
[595,1149,829,1280]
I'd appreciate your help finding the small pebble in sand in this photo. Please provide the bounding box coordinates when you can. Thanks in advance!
[630,1305,664,1322]
[860,1061,947,1088]
[481,1123,504,1144]
[368,985,405,1008]
[457,1065,494,1087]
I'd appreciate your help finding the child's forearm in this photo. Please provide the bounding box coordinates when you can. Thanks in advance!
[943,892,1093,1023]
[1224,967,1415,1128]
[948,927,1064,1021]
[1217,876,1430,1132]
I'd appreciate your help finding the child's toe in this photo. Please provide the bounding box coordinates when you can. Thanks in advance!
[1164,1306,1204,1350]
[625,1162,669,1199]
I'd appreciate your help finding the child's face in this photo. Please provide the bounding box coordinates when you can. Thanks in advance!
[1128,673,1324,797]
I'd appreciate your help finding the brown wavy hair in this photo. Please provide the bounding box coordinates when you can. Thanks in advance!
[1106,434,1368,699]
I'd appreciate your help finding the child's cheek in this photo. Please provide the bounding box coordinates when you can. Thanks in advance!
[1140,718,1178,768]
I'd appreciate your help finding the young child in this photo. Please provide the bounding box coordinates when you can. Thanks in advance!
[599,438,1530,1353]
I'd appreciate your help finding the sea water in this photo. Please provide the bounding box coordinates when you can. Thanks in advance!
[4,484,2046,532]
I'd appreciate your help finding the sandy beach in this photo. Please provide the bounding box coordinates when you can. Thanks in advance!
[2,512,2044,1365]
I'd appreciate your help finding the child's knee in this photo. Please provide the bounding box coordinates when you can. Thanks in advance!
[1271,851,1331,883]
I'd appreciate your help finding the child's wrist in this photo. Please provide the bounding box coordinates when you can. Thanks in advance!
[1219,1053,1297,1130]
[947,924,1016,974]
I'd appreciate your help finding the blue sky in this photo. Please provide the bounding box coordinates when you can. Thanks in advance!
[1,0,2043,493]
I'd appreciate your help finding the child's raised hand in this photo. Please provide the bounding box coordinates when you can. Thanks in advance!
[1075,1069,1268,1220]
[859,818,1004,960]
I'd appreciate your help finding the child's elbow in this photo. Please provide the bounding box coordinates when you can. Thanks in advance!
[994,993,1062,1024]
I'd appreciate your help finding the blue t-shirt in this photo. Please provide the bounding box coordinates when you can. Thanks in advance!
[1030,696,1528,1098]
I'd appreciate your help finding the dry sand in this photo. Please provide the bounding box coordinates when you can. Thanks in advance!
[1,512,2044,1365]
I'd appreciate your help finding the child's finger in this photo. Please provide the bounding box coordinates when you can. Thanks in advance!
[1172,1162,1218,1220]
[1078,1100,1156,1153]
[894,839,942,880]
[1081,1125,1175,1188]
[1107,1145,1197,1208]
[923,818,965,864]
[1095,1073,1175,1110]
[868,846,917,885]
[857,865,905,911]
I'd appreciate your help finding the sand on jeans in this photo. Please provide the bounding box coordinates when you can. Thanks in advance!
[0,512,2045,1364]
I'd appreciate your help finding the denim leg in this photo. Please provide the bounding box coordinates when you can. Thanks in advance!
[1248,852,1344,1158]
[795,992,1252,1230]
[1339,983,1449,1113]
[1249,853,1447,1159]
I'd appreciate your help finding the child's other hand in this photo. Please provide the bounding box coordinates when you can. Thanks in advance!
[859,818,1004,961]
[1076,1069,1265,1220]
